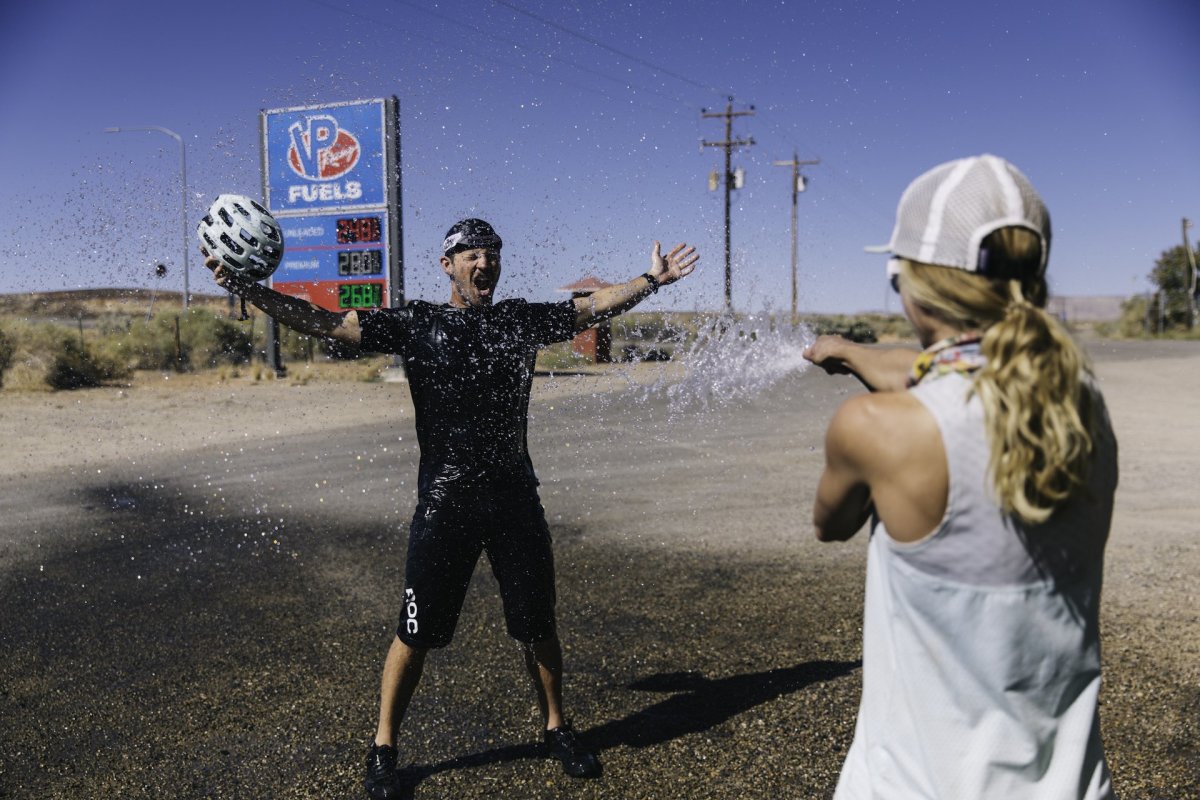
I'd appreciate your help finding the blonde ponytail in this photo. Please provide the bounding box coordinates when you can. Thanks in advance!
[899,229,1097,525]
[975,281,1094,524]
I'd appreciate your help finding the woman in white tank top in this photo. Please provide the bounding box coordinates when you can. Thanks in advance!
[804,155,1118,799]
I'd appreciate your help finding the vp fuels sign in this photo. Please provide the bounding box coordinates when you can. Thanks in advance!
[261,97,403,313]
[263,99,388,213]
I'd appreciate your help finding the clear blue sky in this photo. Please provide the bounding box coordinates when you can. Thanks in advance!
[1,0,1196,313]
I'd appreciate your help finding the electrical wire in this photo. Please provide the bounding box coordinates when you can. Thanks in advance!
[491,0,730,99]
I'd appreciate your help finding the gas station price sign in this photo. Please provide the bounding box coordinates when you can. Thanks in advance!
[270,211,390,311]
[338,249,383,276]
[336,216,382,244]
[339,282,384,309]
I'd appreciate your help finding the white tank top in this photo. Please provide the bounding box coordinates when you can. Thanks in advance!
[834,371,1118,799]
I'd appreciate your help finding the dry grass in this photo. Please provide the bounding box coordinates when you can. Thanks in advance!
[0,290,923,391]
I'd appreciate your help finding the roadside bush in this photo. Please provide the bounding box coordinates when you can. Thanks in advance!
[181,309,254,367]
[0,326,14,387]
[535,341,592,371]
[280,328,360,362]
[113,309,254,371]
[279,326,319,361]
[1117,295,1150,338]
[809,316,879,343]
[96,312,134,336]
[46,335,129,389]
[804,313,914,343]
[107,316,178,371]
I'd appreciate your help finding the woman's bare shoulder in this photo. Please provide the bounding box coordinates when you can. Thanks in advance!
[828,391,939,469]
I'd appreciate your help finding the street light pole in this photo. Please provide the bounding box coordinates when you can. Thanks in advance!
[105,126,190,310]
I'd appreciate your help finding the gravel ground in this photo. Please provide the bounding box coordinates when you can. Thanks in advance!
[0,339,1197,799]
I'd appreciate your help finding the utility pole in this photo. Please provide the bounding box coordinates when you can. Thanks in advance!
[702,98,754,313]
[772,152,819,327]
[1183,217,1197,330]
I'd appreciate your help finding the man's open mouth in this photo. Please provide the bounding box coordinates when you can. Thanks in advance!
[473,273,495,295]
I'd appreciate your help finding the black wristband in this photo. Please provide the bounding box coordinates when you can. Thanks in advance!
[641,272,661,293]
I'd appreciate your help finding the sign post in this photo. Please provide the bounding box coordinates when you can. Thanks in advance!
[260,97,403,374]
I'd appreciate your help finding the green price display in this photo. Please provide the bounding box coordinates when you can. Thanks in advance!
[338,282,384,309]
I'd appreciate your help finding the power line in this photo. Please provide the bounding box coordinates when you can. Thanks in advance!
[299,0,698,123]
[491,0,729,98]
[303,0,892,311]
[389,0,694,107]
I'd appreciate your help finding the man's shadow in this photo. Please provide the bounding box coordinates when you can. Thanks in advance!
[397,658,860,792]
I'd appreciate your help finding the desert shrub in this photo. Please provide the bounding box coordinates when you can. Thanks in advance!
[112,309,254,370]
[277,327,358,362]
[96,312,135,336]
[1,321,52,390]
[279,326,319,361]
[535,341,592,371]
[0,326,14,387]
[109,316,181,370]
[798,313,913,343]
[46,336,129,389]
[808,316,879,343]
[1117,295,1151,338]
[181,309,255,367]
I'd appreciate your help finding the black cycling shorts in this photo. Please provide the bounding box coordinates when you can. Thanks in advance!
[397,478,557,649]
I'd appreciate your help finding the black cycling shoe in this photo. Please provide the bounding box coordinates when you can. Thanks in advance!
[364,743,405,799]
[544,722,602,778]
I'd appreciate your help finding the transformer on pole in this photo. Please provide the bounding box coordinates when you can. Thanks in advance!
[702,98,754,313]
[773,152,819,327]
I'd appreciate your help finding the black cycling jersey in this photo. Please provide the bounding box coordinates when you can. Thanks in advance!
[359,298,577,495]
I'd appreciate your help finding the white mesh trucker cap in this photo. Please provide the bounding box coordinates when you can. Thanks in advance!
[868,154,1050,279]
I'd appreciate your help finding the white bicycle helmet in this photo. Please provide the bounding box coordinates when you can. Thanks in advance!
[197,194,285,281]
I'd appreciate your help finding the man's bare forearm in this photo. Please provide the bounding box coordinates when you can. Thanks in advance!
[236,280,360,344]
[568,241,698,331]
[572,276,655,331]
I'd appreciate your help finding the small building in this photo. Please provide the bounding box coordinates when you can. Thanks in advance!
[557,275,614,363]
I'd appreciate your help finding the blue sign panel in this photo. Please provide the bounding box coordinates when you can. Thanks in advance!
[263,99,387,215]
[272,211,390,311]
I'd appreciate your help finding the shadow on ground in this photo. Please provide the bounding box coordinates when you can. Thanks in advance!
[402,659,860,789]
[0,475,1195,799]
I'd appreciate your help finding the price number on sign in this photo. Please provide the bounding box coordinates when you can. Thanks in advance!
[335,216,383,244]
[337,249,384,276]
[338,282,383,309]
[333,215,379,244]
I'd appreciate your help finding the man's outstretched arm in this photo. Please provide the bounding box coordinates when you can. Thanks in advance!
[204,252,363,347]
[573,242,698,332]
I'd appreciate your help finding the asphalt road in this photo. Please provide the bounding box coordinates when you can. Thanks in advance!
[1,348,1196,799]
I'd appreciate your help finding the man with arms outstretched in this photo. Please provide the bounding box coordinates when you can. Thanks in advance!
[205,218,698,798]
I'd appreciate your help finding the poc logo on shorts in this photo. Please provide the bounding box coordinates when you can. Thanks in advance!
[405,588,419,634]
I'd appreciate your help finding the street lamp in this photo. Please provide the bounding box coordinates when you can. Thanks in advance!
[105,125,190,310]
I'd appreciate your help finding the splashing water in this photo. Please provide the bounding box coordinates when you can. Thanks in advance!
[616,313,819,413]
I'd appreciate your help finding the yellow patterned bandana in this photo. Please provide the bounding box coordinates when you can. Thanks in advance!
[907,332,985,388]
